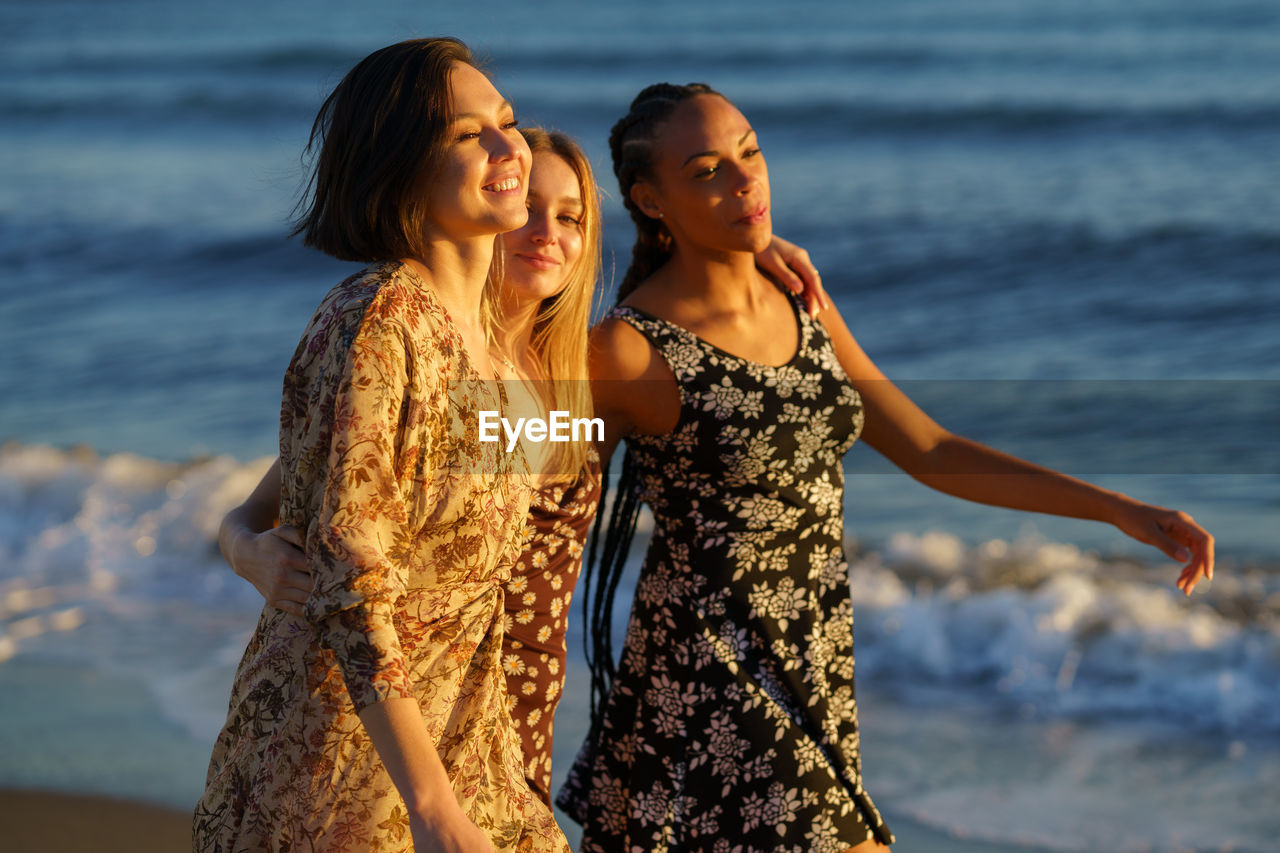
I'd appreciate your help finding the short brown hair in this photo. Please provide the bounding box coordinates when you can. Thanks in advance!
[292,37,478,261]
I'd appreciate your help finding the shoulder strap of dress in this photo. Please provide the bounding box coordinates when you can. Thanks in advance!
[794,292,830,357]
[606,304,685,353]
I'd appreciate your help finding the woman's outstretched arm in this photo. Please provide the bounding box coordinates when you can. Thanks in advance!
[817,303,1215,594]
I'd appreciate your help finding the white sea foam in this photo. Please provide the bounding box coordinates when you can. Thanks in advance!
[849,531,1280,735]
[0,443,273,740]
[4,443,1277,743]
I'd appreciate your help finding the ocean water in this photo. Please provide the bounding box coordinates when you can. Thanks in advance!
[3,0,1279,850]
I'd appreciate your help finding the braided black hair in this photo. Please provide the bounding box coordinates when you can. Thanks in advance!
[583,82,722,726]
[582,450,642,721]
[608,82,722,301]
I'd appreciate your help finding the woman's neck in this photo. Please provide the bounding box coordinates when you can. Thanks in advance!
[495,292,541,378]
[402,235,495,330]
[659,244,766,310]
[401,235,502,380]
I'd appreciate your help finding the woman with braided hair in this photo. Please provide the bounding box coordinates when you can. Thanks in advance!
[558,83,1214,852]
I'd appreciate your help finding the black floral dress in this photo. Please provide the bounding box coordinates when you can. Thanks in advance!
[557,297,894,853]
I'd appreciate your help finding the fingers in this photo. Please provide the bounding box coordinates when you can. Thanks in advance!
[1159,511,1215,596]
[265,526,308,571]
[813,279,832,316]
[755,238,830,316]
[1176,563,1205,596]
[804,282,823,318]
[279,567,314,597]
[232,524,313,612]
[1174,514,1214,582]
[268,567,312,618]
[796,268,828,318]
[270,524,305,549]
[782,249,827,317]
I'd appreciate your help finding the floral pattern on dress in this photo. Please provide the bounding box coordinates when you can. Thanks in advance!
[503,449,602,803]
[557,296,894,852]
[194,261,568,853]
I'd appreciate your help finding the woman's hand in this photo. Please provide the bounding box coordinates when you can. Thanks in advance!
[754,234,831,317]
[409,808,497,853]
[229,524,312,617]
[1112,501,1215,595]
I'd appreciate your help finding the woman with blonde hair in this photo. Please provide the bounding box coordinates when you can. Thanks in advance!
[486,126,604,800]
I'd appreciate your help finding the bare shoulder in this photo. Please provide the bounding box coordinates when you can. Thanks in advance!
[812,301,886,383]
[589,313,681,439]
[589,314,661,382]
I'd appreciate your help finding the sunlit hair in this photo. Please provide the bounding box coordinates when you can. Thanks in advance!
[608,82,723,302]
[492,126,601,480]
[292,37,480,261]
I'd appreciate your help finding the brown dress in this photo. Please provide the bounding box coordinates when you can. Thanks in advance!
[194,262,569,853]
[502,450,602,802]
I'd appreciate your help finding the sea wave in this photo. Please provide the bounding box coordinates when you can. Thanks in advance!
[815,220,1280,300]
[741,98,1280,136]
[13,30,1279,78]
[2,442,1276,742]
[850,530,1280,734]
[7,63,1280,136]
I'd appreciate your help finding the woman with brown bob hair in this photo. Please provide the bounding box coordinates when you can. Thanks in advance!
[217,125,608,809]
[194,39,568,853]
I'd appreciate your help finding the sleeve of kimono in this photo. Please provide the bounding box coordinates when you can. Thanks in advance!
[302,307,424,712]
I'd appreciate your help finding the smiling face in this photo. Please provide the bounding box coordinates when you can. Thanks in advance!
[419,62,531,241]
[501,150,586,305]
[631,93,771,256]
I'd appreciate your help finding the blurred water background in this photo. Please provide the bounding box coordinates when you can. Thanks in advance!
[2,1,1278,850]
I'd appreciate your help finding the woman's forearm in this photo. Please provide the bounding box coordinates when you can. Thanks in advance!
[217,459,283,566]
[359,697,495,851]
[909,432,1132,523]
[892,430,1214,593]
[360,702,476,845]
[358,697,455,811]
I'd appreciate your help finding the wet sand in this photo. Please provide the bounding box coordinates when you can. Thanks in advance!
[0,789,190,853]
[0,788,1042,853]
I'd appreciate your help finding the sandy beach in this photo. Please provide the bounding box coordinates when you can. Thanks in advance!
[0,789,190,853]
[0,788,1025,853]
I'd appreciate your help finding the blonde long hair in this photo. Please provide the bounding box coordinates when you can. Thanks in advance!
[495,127,601,479]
